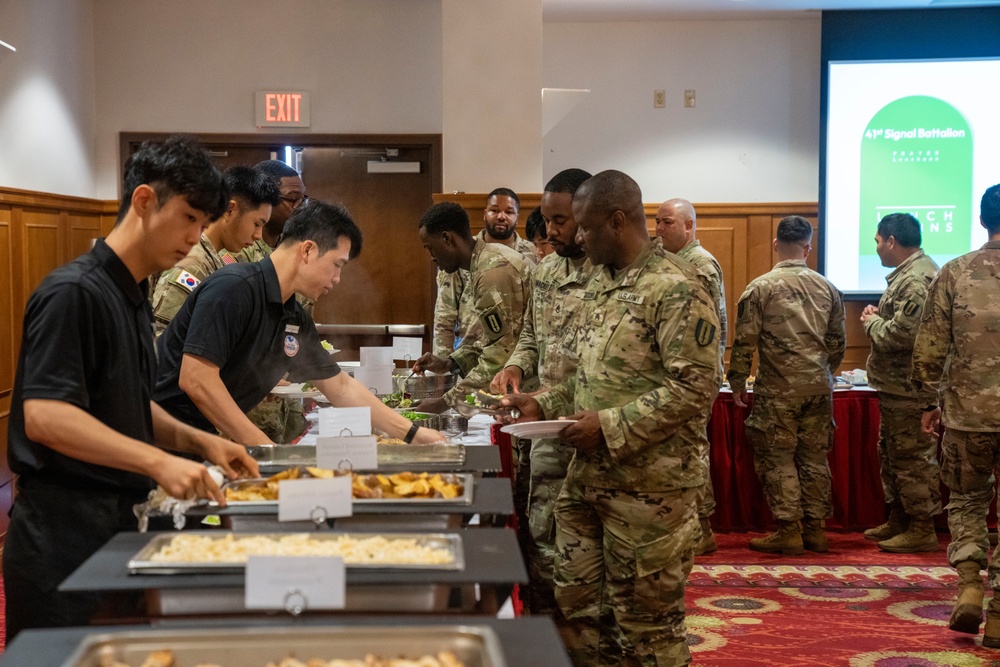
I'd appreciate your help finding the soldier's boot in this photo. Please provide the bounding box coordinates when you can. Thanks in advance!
[864,503,908,541]
[877,518,939,553]
[949,560,984,634]
[802,518,829,553]
[983,597,1000,649]
[695,517,718,556]
[749,520,804,556]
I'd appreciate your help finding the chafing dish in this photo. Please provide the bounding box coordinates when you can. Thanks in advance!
[394,372,457,399]
[220,472,474,507]
[248,443,467,468]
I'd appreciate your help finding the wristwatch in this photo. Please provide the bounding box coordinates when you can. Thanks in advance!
[404,422,420,444]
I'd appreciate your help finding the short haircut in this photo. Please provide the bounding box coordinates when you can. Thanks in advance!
[982,183,1000,234]
[576,170,645,227]
[487,187,520,208]
[117,136,228,224]
[419,202,472,239]
[877,212,921,248]
[525,206,546,241]
[225,166,282,211]
[253,159,300,180]
[544,168,593,195]
[776,216,814,245]
[279,200,362,259]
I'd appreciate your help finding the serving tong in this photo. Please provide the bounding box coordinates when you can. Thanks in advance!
[453,390,521,420]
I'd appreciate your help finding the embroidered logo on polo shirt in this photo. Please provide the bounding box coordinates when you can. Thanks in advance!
[173,270,200,292]
[284,335,300,357]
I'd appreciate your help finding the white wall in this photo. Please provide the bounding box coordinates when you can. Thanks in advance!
[91,0,442,198]
[0,0,97,198]
[543,18,822,203]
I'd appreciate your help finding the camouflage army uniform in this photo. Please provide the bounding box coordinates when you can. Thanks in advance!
[443,240,532,408]
[432,230,535,357]
[864,249,941,521]
[912,241,1000,579]
[728,259,846,523]
[676,240,727,522]
[504,253,597,615]
[534,242,721,666]
[151,235,225,337]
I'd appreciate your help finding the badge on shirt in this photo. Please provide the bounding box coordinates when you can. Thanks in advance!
[695,318,717,347]
[737,299,748,318]
[481,307,504,336]
[901,300,919,317]
[284,335,300,357]
[285,324,300,334]
[173,270,200,292]
[616,291,645,305]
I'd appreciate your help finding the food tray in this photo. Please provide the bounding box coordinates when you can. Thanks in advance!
[218,473,475,507]
[127,531,465,575]
[247,443,467,467]
[63,624,505,667]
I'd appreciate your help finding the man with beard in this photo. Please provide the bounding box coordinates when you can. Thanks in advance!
[490,168,595,615]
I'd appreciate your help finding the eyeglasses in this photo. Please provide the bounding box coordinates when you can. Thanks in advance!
[281,194,309,209]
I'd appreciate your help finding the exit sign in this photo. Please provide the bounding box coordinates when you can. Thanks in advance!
[255,91,311,128]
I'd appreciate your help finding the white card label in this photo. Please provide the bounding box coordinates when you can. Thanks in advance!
[392,337,423,362]
[245,556,345,610]
[277,477,353,521]
[353,364,394,395]
[318,406,372,437]
[316,435,379,471]
[360,346,394,366]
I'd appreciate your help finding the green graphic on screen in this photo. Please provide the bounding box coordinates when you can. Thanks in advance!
[859,95,972,284]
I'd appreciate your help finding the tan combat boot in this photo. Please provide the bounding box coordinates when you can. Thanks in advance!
[695,517,718,556]
[949,560,984,634]
[985,597,1000,649]
[749,520,804,556]
[864,503,908,541]
[877,518,939,553]
[802,517,829,553]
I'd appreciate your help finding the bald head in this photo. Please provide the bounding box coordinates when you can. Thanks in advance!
[655,198,696,254]
[575,170,646,229]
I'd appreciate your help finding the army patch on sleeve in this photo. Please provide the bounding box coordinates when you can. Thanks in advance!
[902,300,919,317]
[173,270,200,292]
[481,307,505,336]
[695,318,717,347]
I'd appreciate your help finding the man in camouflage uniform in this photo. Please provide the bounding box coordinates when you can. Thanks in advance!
[911,184,1000,645]
[860,213,941,553]
[413,202,532,414]
[151,166,280,338]
[728,216,846,556]
[506,170,721,666]
[656,197,727,555]
[490,168,594,615]
[432,188,536,357]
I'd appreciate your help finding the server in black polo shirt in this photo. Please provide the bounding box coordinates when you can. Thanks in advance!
[154,200,445,445]
[3,137,261,639]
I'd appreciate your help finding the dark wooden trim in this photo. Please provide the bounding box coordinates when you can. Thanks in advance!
[0,187,116,214]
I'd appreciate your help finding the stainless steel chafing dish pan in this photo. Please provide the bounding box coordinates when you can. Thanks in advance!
[218,473,474,507]
[248,443,467,467]
[63,624,506,667]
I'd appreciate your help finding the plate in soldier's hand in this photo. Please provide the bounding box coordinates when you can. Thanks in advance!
[269,383,322,399]
[501,420,577,439]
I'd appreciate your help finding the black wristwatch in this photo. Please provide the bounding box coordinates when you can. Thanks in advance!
[404,422,420,443]
[922,405,939,412]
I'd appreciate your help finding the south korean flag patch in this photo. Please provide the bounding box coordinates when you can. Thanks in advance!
[173,270,200,293]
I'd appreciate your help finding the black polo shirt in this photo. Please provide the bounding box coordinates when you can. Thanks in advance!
[7,239,157,491]
[154,257,340,431]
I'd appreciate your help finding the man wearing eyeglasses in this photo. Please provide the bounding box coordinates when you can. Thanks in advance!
[233,159,308,264]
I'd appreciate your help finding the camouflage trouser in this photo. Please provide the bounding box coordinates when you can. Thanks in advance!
[524,437,575,616]
[940,428,1000,588]
[554,468,699,667]
[246,396,307,444]
[697,391,719,520]
[876,392,942,519]
[745,393,834,523]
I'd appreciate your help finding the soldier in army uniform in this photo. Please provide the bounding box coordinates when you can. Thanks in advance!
[655,197,727,555]
[431,188,536,357]
[490,168,594,616]
[413,202,532,413]
[505,170,721,666]
[912,184,1000,645]
[151,166,281,337]
[860,213,941,553]
[728,216,846,556]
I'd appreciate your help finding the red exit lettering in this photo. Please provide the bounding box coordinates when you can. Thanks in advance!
[264,93,303,123]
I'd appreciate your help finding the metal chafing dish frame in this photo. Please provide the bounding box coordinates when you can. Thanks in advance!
[217,472,474,507]
[248,443,467,468]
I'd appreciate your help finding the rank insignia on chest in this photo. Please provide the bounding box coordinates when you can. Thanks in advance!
[695,318,717,347]
[616,291,644,305]
[174,270,200,292]
[902,300,919,317]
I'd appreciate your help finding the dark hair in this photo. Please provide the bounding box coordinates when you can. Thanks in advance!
[487,187,520,208]
[117,136,228,224]
[576,170,645,227]
[544,168,593,195]
[279,200,362,259]
[525,207,546,242]
[877,212,921,248]
[253,159,300,180]
[419,202,472,239]
[225,166,282,211]
[982,183,1000,234]
[776,216,814,244]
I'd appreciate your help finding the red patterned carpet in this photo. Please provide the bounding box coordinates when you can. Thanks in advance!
[686,532,997,666]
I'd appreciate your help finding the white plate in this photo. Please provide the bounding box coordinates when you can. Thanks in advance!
[501,420,577,439]
[269,383,322,398]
